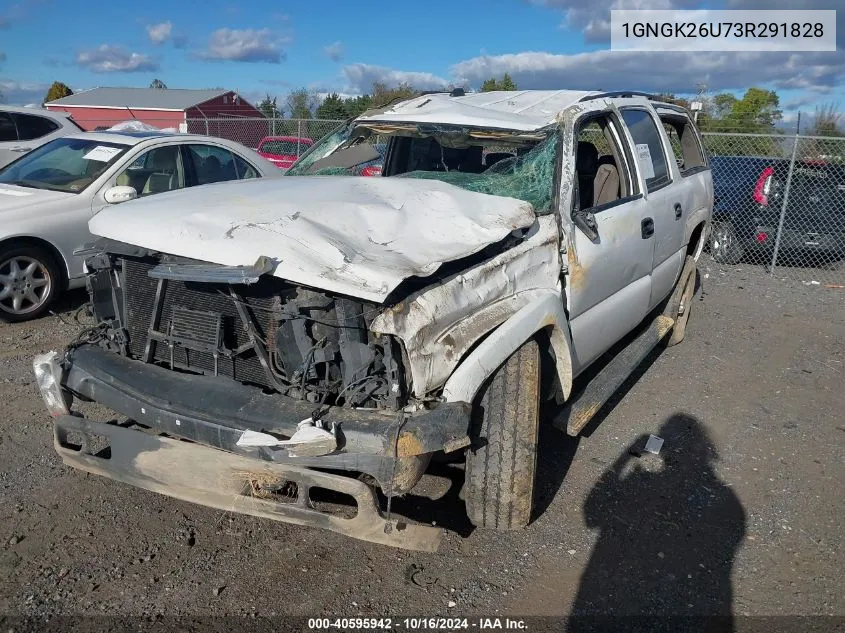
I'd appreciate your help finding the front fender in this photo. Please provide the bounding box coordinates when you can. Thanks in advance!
[441,293,573,404]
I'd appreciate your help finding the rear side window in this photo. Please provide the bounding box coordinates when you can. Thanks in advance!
[621,109,670,192]
[0,113,17,142]
[12,113,59,141]
[660,114,706,175]
[185,144,239,186]
[232,154,259,179]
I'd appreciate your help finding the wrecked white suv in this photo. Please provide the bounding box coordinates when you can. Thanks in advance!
[35,90,712,551]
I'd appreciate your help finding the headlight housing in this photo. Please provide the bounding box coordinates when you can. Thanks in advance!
[32,351,72,417]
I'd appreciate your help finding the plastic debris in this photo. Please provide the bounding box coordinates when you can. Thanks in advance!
[108,120,161,132]
[236,419,337,456]
[644,434,664,455]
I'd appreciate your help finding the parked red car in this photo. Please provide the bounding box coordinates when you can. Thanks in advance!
[257,136,314,170]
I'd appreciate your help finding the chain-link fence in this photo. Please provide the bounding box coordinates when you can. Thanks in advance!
[186,117,342,150]
[702,132,845,284]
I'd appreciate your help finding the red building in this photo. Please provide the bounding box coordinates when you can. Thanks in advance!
[45,87,263,132]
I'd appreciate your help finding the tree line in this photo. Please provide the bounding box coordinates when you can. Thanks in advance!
[29,75,843,140]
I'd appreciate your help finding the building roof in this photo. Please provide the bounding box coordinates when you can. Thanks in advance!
[355,90,603,132]
[45,87,230,111]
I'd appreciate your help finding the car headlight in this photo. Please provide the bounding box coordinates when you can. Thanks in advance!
[32,351,72,418]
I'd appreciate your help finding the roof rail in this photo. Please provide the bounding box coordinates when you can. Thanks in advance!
[579,91,656,102]
[651,102,689,113]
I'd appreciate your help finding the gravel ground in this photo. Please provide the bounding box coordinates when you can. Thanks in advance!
[0,257,843,624]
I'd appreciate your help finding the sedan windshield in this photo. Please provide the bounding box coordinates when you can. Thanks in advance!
[0,137,130,194]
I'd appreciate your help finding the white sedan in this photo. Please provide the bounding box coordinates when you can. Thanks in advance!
[0,131,281,321]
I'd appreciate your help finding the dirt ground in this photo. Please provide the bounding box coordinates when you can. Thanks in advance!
[0,257,843,626]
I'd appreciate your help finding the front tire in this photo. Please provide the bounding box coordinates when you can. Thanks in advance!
[710,220,744,265]
[465,339,541,530]
[0,244,62,322]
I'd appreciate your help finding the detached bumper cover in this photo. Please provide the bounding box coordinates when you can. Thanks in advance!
[53,415,440,551]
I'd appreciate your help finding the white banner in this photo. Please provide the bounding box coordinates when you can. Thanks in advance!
[610,10,837,52]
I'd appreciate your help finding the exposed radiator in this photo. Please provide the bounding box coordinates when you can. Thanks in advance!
[121,257,280,389]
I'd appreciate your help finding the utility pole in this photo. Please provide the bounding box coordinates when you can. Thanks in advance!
[691,82,709,124]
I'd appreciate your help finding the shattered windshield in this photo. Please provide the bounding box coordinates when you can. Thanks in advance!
[285,121,558,214]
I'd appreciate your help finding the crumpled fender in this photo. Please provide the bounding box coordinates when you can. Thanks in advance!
[441,292,573,404]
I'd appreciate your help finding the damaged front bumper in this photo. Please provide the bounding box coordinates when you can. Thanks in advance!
[36,345,473,551]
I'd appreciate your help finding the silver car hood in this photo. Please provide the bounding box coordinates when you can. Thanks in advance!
[88,176,536,302]
[0,185,72,212]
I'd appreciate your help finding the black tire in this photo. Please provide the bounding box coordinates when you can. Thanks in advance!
[665,255,697,347]
[0,243,63,323]
[709,220,744,265]
[465,339,541,530]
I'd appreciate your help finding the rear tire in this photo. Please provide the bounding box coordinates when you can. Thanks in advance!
[0,244,62,323]
[465,339,540,530]
[710,220,744,265]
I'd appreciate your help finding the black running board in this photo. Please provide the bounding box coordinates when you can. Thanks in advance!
[557,314,675,437]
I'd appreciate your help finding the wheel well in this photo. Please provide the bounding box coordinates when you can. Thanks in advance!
[0,236,69,290]
[687,222,705,259]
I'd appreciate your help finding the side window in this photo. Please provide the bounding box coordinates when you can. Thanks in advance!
[0,113,18,142]
[185,144,238,186]
[115,145,185,196]
[574,114,635,212]
[232,154,259,179]
[12,113,59,141]
[660,114,706,175]
[621,109,670,192]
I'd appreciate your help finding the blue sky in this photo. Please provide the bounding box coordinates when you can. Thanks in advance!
[1,0,842,125]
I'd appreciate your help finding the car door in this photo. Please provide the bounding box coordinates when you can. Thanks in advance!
[564,110,656,375]
[619,107,684,309]
[655,106,712,259]
[0,112,21,168]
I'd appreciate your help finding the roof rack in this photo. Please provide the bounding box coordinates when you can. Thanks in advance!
[651,102,689,113]
[579,91,656,102]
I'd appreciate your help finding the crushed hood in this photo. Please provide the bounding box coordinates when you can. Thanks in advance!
[89,176,536,302]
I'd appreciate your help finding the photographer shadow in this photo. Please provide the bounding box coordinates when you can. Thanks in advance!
[569,413,746,632]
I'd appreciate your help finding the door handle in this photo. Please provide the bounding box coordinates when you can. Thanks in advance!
[641,217,655,239]
[11,147,32,153]
[674,203,683,219]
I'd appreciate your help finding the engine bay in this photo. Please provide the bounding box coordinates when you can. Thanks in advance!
[83,249,408,411]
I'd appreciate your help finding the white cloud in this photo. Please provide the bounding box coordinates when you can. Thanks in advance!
[342,63,450,94]
[0,80,51,105]
[324,41,344,62]
[76,45,159,73]
[533,0,703,43]
[783,94,824,112]
[198,28,287,63]
[146,21,172,45]
[450,49,845,94]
